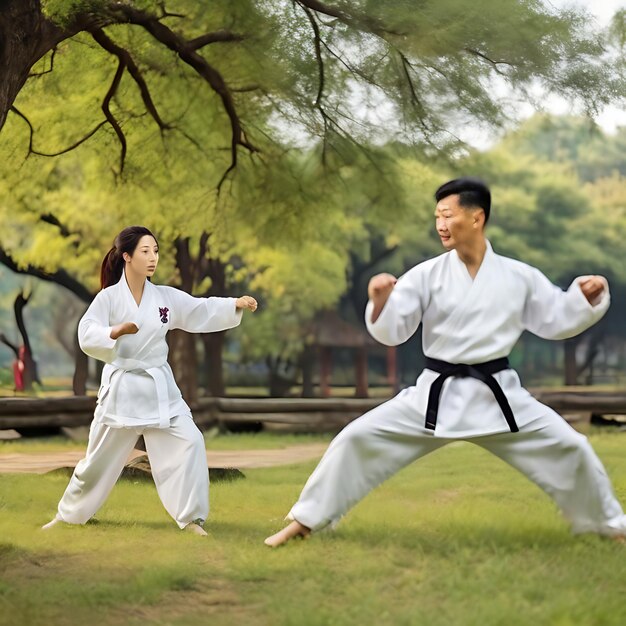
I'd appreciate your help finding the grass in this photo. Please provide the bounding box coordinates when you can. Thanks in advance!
[1,432,626,625]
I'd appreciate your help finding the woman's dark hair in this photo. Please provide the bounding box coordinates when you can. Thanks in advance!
[434,177,491,224]
[100,226,158,289]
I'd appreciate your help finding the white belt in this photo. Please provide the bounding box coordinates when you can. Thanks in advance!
[100,362,170,429]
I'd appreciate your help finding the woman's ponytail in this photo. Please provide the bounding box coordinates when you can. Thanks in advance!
[100,246,124,290]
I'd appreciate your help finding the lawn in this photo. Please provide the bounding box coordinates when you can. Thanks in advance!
[1,431,626,625]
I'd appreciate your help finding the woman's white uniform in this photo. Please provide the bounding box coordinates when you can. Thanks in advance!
[289,243,626,536]
[52,272,242,529]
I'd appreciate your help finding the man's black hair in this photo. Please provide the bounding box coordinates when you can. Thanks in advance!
[434,177,491,224]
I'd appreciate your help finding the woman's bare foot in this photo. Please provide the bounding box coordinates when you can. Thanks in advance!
[264,521,310,547]
[184,522,208,536]
[41,518,62,530]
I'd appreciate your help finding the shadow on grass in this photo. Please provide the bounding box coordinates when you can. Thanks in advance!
[0,542,42,572]
[35,518,179,532]
[91,518,182,531]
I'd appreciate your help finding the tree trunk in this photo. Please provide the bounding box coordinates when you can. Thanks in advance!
[300,344,315,398]
[319,347,332,398]
[172,237,200,403]
[14,292,40,388]
[170,237,231,402]
[202,331,226,396]
[386,346,398,394]
[564,338,579,386]
[203,253,228,390]
[72,331,88,396]
[354,347,368,398]
[167,329,198,404]
[0,0,69,131]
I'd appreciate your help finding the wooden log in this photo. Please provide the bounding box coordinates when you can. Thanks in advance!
[209,397,382,413]
[3,390,626,432]
[191,416,219,430]
[532,392,626,412]
[0,412,94,429]
[0,396,96,415]
[218,411,362,425]
[263,421,346,434]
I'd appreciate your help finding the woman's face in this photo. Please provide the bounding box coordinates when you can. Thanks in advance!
[124,235,159,279]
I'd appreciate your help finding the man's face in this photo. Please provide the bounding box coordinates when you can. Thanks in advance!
[434,194,483,250]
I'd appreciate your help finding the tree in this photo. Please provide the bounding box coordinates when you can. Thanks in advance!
[457,114,626,386]
[1,1,620,182]
[1,1,623,396]
[0,290,42,391]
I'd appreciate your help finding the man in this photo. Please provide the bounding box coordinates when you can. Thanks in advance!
[265,177,626,547]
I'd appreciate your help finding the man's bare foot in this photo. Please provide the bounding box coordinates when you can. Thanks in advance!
[184,522,208,536]
[264,521,310,547]
[41,518,61,530]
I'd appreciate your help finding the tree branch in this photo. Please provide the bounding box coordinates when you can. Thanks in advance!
[189,30,245,50]
[0,333,19,359]
[28,46,57,78]
[10,106,108,158]
[399,53,431,134]
[40,213,72,238]
[14,292,33,355]
[101,54,128,174]
[156,1,186,20]
[320,38,384,86]
[303,8,325,108]
[39,212,81,249]
[109,4,258,190]
[0,247,94,303]
[294,0,347,22]
[464,48,515,75]
[300,5,330,162]
[295,0,405,37]
[92,28,171,132]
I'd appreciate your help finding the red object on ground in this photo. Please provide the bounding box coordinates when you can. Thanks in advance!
[12,345,26,391]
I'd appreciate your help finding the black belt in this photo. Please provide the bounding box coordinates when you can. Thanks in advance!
[424,357,519,433]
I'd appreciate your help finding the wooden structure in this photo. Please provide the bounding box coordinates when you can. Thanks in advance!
[2,390,626,434]
[0,396,378,434]
[313,311,397,398]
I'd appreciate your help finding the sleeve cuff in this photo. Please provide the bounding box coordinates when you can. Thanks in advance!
[102,327,118,349]
[364,300,375,331]
[226,297,243,326]
[570,276,610,311]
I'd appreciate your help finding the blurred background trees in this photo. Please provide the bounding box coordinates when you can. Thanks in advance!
[1,1,625,397]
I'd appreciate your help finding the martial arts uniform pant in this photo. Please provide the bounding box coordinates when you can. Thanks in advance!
[289,394,626,536]
[55,415,208,529]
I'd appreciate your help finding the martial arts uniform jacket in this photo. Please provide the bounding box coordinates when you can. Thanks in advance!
[365,242,609,438]
[79,272,242,429]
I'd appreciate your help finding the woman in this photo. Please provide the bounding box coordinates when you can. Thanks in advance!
[42,226,257,535]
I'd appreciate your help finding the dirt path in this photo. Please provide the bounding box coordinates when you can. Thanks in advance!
[0,443,328,474]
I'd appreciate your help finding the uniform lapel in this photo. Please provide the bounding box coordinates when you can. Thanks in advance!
[427,242,494,356]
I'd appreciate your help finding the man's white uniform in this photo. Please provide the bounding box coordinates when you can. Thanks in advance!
[289,243,626,536]
[52,272,242,528]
